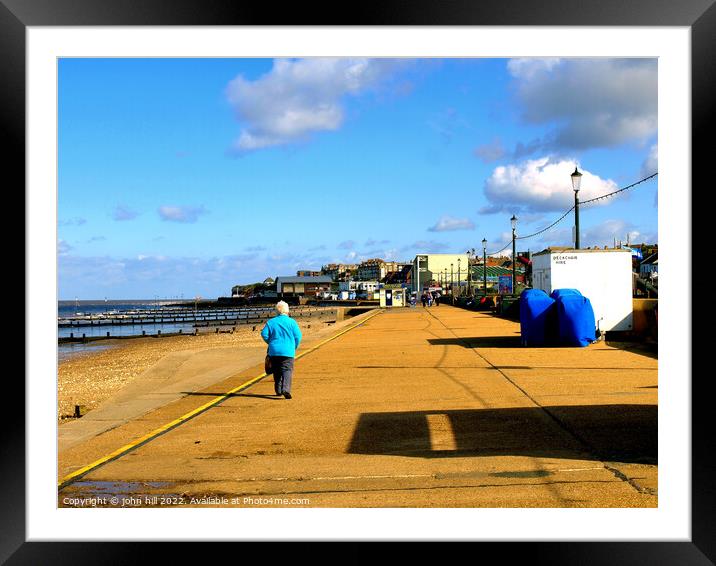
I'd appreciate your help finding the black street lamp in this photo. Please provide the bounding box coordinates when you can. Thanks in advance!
[450,263,454,303]
[571,166,583,249]
[457,258,461,297]
[511,215,518,296]
[482,238,487,295]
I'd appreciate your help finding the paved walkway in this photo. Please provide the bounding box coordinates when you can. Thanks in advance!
[58,305,657,508]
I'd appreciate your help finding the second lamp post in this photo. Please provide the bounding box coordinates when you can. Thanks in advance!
[511,215,518,295]
[482,238,487,295]
[571,166,582,249]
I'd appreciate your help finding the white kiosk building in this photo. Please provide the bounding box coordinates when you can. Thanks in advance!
[531,247,633,332]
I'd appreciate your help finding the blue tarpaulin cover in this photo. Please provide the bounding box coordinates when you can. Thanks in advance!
[549,288,583,300]
[519,289,556,346]
[550,289,596,347]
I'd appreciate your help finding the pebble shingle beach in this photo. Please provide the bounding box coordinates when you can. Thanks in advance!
[57,322,326,423]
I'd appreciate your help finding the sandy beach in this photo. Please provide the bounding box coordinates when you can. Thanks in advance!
[57,319,333,424]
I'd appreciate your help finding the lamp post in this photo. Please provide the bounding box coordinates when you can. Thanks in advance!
[571,166,582,249]
[511,215,518,296]
[457,258,461,297]
[450,263,454,303]
[482,238,487,295]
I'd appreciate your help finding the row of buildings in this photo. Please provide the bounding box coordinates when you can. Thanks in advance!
[232,254,529,301]
[230,241,658,303]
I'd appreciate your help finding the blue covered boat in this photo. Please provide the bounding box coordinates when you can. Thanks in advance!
[519,289,557,346]
[550,289,596,347]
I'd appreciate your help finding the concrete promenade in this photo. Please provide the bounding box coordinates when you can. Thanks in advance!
[58,305,657,508]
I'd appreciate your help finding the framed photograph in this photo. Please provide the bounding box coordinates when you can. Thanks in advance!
[10,0,709,562]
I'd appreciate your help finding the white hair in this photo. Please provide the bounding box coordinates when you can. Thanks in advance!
[276,301,290,315]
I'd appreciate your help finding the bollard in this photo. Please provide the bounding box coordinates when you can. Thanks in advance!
[106,331,110,337]
[142,330,146,336]
[179,329,182,334]
[70,332,74,339]
[158,329,162,337]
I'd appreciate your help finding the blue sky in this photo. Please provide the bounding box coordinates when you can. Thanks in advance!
[58,57,658,299]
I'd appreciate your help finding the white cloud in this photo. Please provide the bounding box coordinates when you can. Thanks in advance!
[641,143,658,177]
[507,58,657,154]
[58,240,72,255]
[507,58,562,80]
[58,217,86,227]
[528,219,657,250]
[113,205,139,222]
[158,205,208,224]
[403,240,450,253]
[483,157,618,213]
[226,58,407,152]
[428,215,475,232]
[474,137,507,164]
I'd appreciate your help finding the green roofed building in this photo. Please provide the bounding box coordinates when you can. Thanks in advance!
[470,265,526,292]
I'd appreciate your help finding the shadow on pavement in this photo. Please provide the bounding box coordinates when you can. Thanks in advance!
[348,404,657,465]
[605,340,658,360]
[428,336,524,348]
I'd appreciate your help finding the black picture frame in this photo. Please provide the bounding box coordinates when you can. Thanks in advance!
[7,0,708,562]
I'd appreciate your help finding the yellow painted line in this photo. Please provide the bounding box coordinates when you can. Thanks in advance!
[58,309,383,491]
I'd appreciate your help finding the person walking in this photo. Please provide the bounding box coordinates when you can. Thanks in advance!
[261,301,302,399]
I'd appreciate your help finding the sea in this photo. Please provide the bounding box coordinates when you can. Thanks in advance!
[57,299,198,361]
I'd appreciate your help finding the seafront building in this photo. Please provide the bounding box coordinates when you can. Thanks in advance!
[354,259,410,281]
[275,275,333,300]
[321,263,358,282]
[411,253,470,294]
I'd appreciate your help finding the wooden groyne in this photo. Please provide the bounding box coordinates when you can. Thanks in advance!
[57,305,378,344]
[58,305,326,329]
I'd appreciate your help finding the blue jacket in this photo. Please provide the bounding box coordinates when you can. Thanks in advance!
[261,314,302,357]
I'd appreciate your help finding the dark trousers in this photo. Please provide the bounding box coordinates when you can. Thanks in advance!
[270,356,294,395]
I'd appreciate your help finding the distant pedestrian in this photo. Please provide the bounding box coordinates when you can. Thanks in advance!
[433,292,440,306]
[421,293,427,307]
[261,301,302,399]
